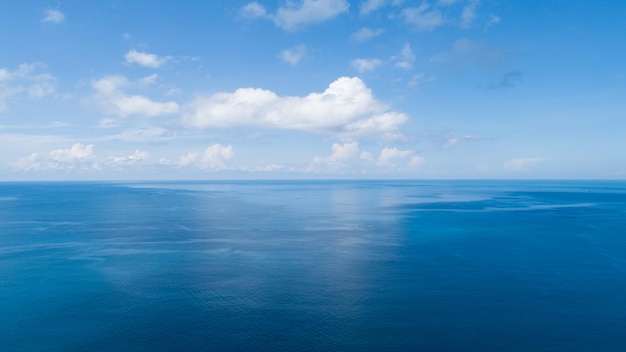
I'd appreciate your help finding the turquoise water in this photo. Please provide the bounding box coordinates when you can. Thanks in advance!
[1,180,626,351]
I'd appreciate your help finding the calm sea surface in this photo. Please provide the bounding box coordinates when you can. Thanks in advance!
[1,180,626,351]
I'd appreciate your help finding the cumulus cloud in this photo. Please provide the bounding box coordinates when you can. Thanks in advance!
[352,27,384,42]
[176,144,234,170]
[280,45,307,65]
[12,143,97,171]
[401,4,444,31]
[377,147,413,167]
[91,75,179,117]
[503,157,546,171]
[124,49,172,68]
[241,0,349,31]
[351,58,383,73]
[181,76,408,137]
[42,9,65,24]
[309,142,360,171]
[431,38,512,69]
[393,43,415,69]
[0,63,56,112]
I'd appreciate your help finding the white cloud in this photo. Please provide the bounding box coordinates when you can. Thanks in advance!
[12,143,97,171]
[393,43,415,69]
[352,27,384,42]
[201,144,234,169]
[176,144,234,170]
[138,73,159,86]
[240,2,269,18]
[124,49,172,68]
[91,75,179,117]
[242,0,349,31]
[351,58,383,73]
[280,45,307,65]
[503,157,547,171]
[407,73,436,87]
[42,9,65,24]
[401,4,444,31]
[108,150,150,167]
[309,142,360,171]
[461,0,479,28]
[409,155,425,167]
[360,0,386,15]
[377,147,413,167]
[182,76,408,137]
[0,63,56,112]
[485,14,501,31]
[106,126,172,142]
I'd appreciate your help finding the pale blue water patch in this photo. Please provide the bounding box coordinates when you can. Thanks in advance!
[1,180,626,351]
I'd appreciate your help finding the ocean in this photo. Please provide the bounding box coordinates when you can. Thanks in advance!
[1,180,626,351]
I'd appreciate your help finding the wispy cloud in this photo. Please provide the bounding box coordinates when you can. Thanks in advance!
[401,3,444,31]
[503,157,546,171]
[241,0,349,31]
[352,27,384,42]
[42,9,65,24]
[90,75,179,118]
[279,45,307,65]
[351,58,383,73]
[393,43,415,69]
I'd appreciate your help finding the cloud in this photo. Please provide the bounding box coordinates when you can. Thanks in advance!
[360,0,386,15]
[377,147,413,167]
[351,58,383,73]
[42,9,65,24]
[460,0,479,28]
[484,14,500,31]
[503,157,546,171]
[409,156,425,167]
[480,70,523,89]
[124,49,172,68]
[431,38,512,69]
[0,63,56,112]
[393,43,415,69]
[176,144,234,170]
[407,73,436,87]
[12,143,97,171]
[352,27,384,42]
[443,135,485,148]
[108,150,150,167]
[401,3,444,31]
[241,0,349,31]
[91,75,179,117]
[240,2,269,18]
[182,76,408,137]
[280,45,307,65]
[309,142,360,171]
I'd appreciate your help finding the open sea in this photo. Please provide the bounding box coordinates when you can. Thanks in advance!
[1,180,626,351]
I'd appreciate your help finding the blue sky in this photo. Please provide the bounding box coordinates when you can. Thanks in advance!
[1,0,625,180]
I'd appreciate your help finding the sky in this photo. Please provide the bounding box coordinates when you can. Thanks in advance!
[0,0,625,180]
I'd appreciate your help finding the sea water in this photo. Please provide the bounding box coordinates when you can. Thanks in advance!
[1,180,626,351]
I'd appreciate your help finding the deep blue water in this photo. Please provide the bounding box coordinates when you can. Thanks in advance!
[1,180,626,351]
